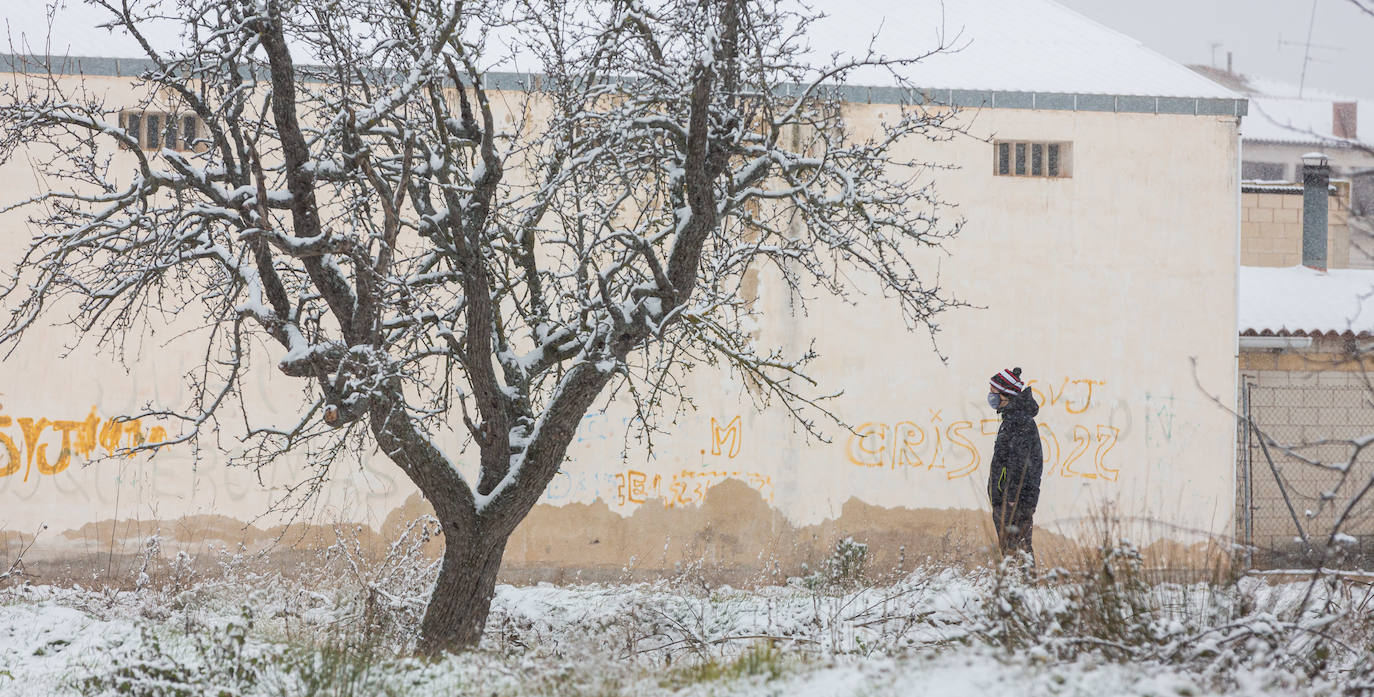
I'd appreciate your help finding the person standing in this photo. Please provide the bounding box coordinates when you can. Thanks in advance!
[986,367,1044,563]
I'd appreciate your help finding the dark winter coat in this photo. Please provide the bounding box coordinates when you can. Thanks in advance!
[987,386,1043,511]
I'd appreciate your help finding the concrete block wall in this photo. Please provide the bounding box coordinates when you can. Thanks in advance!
[1241,189,1350,268]
[1239,360,1374,567]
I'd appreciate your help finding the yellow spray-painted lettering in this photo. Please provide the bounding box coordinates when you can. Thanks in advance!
[709,416,743,458]
[844,378,1122,484]
[0,415,19,478]
[0,406,170,479]
[612,468,773,507]
[17,417,51,482]
[41,419,83,475]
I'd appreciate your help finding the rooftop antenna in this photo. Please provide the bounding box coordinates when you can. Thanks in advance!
[1278,20,1345,97]
[1299,0,1318,97]
[1210,41,1222,68]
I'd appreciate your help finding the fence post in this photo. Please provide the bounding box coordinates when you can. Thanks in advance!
[1256,428,1313,560]
[1242,383,1254,569]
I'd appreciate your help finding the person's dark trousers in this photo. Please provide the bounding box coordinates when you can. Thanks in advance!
[992,500,1036,564]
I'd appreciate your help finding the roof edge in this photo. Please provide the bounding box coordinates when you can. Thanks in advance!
[1240,328,1371,340]
[0,53,1250,115]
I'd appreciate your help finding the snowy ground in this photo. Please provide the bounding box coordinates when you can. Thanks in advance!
[1,551,1371,696]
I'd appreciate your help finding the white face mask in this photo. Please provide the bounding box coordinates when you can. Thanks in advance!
[987,393,1002,409]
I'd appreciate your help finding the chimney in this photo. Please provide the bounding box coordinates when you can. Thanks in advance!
[1302,152,1330,270]
[1334,102,1358,140]
[1226,51,1233,74]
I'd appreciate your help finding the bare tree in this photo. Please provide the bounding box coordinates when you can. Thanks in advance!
[0,0,962,652]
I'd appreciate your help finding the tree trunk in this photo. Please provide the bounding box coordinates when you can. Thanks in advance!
[416,531,509,654]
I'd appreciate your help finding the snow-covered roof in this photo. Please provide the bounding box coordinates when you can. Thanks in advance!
[1244,96,1374,147]
[1239,266,1374,337]
[4,0,1242,103]
[813,0,1240,98]
[1188,73,1374,147]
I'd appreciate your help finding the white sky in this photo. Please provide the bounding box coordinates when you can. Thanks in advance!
[4,0,1372,99]
[1056,0,1374,99]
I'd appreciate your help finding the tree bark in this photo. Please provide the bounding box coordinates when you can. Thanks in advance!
[417,530,509,654]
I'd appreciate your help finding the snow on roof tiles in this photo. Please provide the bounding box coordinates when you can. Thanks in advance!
[815,0,1239,98]
[5,0,1241,101]
[1239,266,1374,337]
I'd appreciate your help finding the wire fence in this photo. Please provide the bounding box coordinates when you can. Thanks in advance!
[1239,383,1374,570]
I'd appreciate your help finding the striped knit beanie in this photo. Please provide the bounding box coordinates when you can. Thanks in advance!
[989,367,1025,397]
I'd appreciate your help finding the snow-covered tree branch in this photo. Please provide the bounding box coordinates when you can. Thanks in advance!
[0,0,964,652]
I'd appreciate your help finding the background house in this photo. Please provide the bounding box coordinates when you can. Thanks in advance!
[1237,154,1374,567]
[1194,64,1374,269]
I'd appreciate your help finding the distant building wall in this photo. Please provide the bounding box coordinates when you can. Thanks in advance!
[1241,185,1350,268]
[1242,142,1374,182]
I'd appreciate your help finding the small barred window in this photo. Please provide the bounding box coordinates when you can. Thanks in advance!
[118,111,206,152]
[994,140,1071,178]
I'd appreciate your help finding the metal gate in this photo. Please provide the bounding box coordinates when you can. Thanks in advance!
[1238,382,1374,570]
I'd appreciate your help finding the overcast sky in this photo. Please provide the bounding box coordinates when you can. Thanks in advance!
[6,0,1373,99]
[1058,0,1374,98]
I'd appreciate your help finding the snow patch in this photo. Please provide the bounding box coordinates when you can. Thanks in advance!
[1239,265,1374,336]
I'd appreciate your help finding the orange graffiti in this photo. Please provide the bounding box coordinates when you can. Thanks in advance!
[1062,425,1095,479]
[845,417,981,480]
[945,421,979,479]
[615,469,658,505]
[1027,377,1106,414]
[671,469,773,507]
[1094,425,1120,481]
[73,408,100,457]
[0,416,18,478]
[17,417,50,482]
[846,422,888,467]
[99,419,125,456]
[0,406,170,479]
[848,391,1121,483]
[612,468,773,507]
[709,416,743,458]
[893,421,925,468]
[1040,421,1120,482]
[1064,379,1103,415]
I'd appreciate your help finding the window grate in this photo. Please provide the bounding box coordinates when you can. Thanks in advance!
[182,116,198,149]
[145,114,161,150]
[126,113,142,148]
[993,140,1071,179]
[118,110,206,152]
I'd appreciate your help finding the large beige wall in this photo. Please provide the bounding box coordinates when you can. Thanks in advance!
[0,71,1241,577]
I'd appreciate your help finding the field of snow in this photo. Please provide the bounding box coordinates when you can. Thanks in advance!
[2,540,1372,697]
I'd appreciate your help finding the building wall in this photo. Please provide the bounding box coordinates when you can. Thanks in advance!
[1238,347,1374,565]
[0,71,1242,580]
[1242,142,1374,182]
[1241,187,1350,268]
